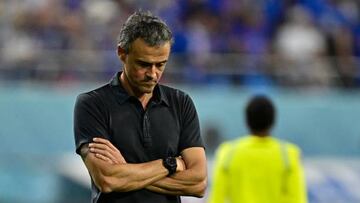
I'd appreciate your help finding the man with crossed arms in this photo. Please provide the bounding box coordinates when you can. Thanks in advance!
[74,11,207,203]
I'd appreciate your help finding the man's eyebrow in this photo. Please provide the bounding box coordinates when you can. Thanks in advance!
[156,60,168,64]
[135,59,168,64]
[135,60,151,66]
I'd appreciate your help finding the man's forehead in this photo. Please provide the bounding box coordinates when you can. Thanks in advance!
[129,40,171,60]
[130,38,171,50]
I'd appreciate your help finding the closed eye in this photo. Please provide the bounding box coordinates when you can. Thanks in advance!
[136,60,152,68]
[155,62,166,70]
[135,60,167,70]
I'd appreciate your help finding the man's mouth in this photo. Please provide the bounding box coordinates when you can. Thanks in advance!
[143,80,157,85]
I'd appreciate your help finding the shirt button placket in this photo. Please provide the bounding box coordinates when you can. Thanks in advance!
[142,112,152,149]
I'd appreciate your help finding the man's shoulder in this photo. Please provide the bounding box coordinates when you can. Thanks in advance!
[275,138,302,154]
[76,83,111,104]
[217,139,239,154]
[286,142,302,154]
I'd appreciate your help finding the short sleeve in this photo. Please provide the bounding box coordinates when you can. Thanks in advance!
[285,144,308,203]
[208,142,232,203]
[73,93,109,155]
[178,93,204,152]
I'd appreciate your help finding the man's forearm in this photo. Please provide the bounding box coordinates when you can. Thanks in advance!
[83,146,169,193]
[146,167,207,197]
[83,138,171,192]
[146,179,207,197]
[97,158,169,192]
[145,147,208,197]
[85,138,194,194]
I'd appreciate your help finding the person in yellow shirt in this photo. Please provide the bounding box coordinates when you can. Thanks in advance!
[208,95,307,203]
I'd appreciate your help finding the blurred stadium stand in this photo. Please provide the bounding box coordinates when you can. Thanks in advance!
[1,0,360,87]
[1,0,360,202]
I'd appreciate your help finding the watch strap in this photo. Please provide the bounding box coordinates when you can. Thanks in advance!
[163,157,177,176]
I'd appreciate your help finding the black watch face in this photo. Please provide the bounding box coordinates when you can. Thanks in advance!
[168,157,176,166]
[165,157,177,175]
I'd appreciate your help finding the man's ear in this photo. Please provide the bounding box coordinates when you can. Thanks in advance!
[117,46,127,63]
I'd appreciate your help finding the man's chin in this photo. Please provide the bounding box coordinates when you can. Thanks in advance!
[140,86,155,94]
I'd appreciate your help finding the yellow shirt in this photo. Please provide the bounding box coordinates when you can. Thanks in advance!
[208,135,307,203]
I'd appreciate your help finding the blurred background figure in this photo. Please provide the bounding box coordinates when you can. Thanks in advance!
[1,0,360,203]
[208,95,307,203]
[273,5,333,87]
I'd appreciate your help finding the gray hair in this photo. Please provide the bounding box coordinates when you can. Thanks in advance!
[117,10,173,53]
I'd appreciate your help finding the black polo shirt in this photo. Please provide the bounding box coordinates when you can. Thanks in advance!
[74,72,204,203]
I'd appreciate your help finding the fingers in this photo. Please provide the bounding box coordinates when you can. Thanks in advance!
[89,137,127,164]
[93,138,119,152]
[89,146,120,164]
[176,156,186,172]
[94,153,114,164]
[89,142,113,152]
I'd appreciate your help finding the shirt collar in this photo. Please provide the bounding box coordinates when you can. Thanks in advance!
[109,71,169,106]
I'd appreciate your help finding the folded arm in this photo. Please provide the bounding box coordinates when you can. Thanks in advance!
[84,138,207,197]
[146,147,207,197]
[80,138,185,193]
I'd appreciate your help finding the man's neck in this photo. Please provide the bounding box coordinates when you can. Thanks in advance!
[250,130,270,137]
[120,72,152,109]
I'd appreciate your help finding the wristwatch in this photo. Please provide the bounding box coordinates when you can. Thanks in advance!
[162,157,177,176]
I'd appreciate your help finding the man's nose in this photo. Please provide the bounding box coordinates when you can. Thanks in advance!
[146,65,157,79]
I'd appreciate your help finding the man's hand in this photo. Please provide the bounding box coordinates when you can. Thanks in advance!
[176,157,186,172]
[89,137,126,164]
